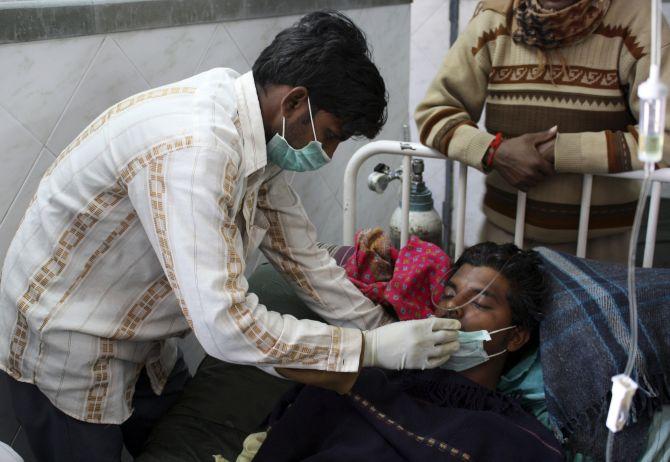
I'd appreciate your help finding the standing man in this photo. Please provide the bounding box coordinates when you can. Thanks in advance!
[0,11,460,461]
[416,0,670,261]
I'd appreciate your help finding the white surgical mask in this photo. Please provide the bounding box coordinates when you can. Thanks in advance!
[441,325,517,372]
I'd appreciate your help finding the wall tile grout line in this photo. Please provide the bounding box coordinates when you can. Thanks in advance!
[221,22,252,69]
[0,100,47,148]
[43,35,106,156]
[111,36,152,89]
[192,23,221,74]
[410,0,445,36]
[0,148,43,227]
[0,147,57,229]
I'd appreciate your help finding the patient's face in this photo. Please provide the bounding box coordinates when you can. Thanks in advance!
[435,264,514,354]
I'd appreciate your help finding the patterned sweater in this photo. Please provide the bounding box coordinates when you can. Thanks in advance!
[415,0,670,243]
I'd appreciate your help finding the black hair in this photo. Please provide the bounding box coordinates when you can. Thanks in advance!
[252,10,388,139]
[453,242,548,334]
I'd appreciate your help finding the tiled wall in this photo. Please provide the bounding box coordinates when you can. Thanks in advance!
[0,4,410,267]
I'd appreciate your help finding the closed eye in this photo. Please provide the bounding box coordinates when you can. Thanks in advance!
[470,293,492,310]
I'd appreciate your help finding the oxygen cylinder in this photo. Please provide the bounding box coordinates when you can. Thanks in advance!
[389,159,442,249]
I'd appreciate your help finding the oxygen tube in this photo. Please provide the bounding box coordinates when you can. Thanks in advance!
[604,1,666,460]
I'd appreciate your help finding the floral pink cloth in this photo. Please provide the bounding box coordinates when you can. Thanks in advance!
[344,229,451,320]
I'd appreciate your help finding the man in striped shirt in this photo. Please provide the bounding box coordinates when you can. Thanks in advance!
[0,11,460,461]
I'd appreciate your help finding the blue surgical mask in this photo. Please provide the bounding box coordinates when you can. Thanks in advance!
[441,325,517,372]
[266,97,330,172]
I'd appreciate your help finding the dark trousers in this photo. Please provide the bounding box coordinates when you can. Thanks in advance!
[4,357,190,462]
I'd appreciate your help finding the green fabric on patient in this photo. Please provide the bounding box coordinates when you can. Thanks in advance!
[497,349,668,462]
[498,350,549,427]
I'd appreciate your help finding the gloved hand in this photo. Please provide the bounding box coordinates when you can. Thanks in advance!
[362,317,460,370]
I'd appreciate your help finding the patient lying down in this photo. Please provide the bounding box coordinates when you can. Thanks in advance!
[248,243,564,462]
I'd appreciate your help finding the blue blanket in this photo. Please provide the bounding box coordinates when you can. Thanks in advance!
[538,248,670,461]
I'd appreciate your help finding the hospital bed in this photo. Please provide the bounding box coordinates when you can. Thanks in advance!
[137,141,670,462]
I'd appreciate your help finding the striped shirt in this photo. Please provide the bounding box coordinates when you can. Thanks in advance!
[0,68,392,424]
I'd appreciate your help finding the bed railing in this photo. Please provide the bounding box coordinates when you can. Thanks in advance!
[342,140,670,268]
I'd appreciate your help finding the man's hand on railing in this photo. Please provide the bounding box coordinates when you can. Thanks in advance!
[492,126,557,191]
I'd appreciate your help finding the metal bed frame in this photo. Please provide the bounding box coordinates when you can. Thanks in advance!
[343,140,670,268]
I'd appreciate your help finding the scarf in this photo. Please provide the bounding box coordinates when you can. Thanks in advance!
[343,228,451,320]
[512,0,611,49]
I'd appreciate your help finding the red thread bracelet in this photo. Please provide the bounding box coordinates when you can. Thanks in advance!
[485,133,503,170]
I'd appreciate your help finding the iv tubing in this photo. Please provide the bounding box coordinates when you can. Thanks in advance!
[652,0,661,72]
[606,3,662,460]
[605,168,652,461]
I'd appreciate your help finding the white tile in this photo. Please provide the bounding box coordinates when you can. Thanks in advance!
[46,37,150,155]
[0,35,103,144]
[409,66,440,142]
[411,0,448,35]
[384,95,411,142]
[113,22,218,87]
[409,5,446,136]
[289,170,342,241]
[196,24,252,74]
[430,178,447,221]
[316,202,344,244]
[0,149,55,267]
[408,0,450,135]
[290,169,335,214]
[423,157,448,223]
[223,14,301,67]
[0,106,44,223]
[459,0,480,30]
[411,0,450,73]
[348,5,411,90]
[309,193,342,243]
[357,185,399,234]
[453,167,487,248]
[424,157,447,184]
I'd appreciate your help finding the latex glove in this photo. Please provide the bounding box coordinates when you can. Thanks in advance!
[362,317,460,370]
